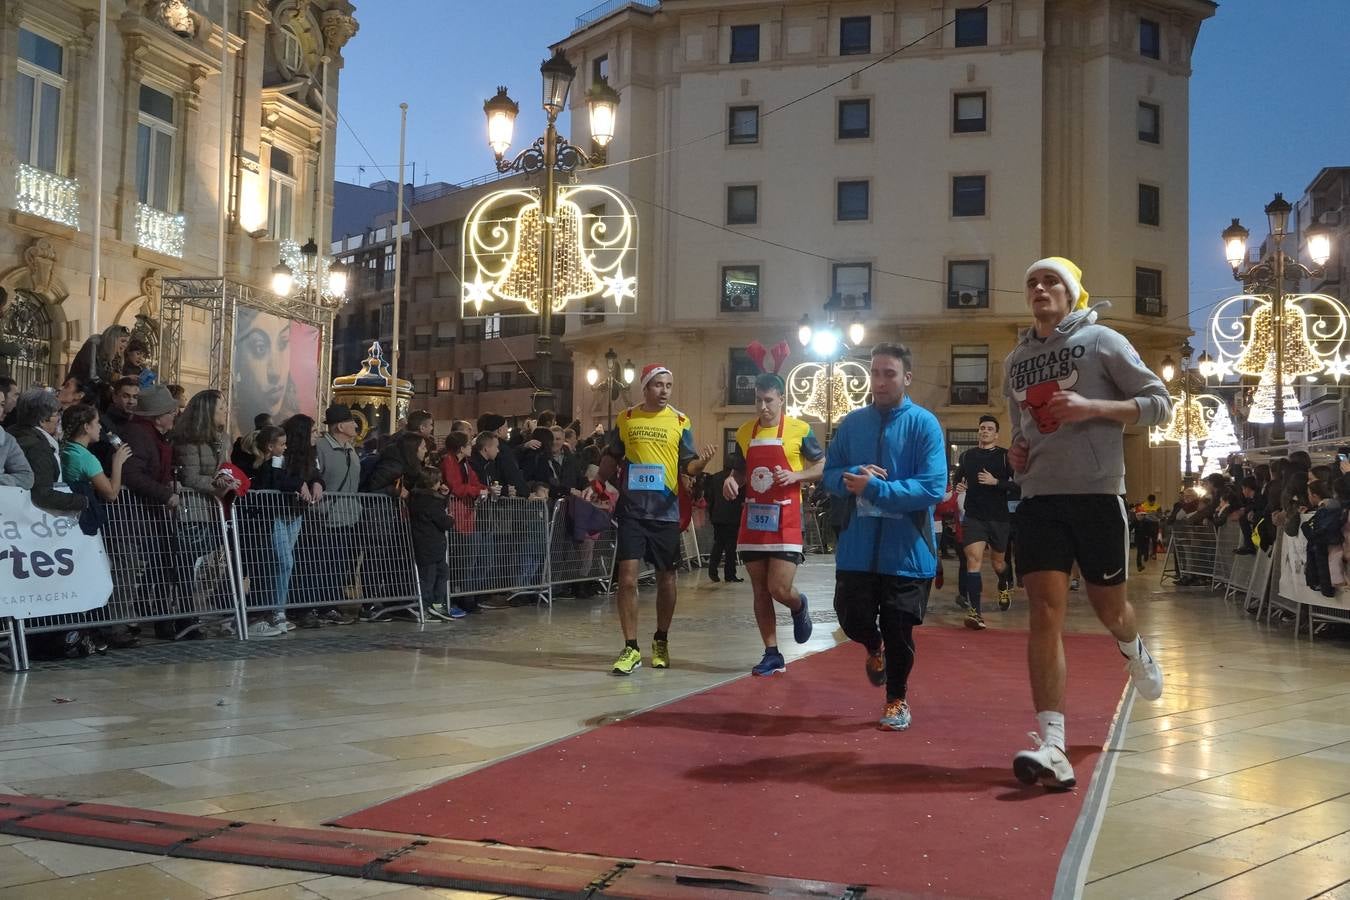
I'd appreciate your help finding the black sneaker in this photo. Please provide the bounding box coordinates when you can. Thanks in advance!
[297,611,323,629]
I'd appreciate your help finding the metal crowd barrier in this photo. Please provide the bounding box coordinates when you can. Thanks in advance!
[545,500,617,594]
[230,490,421,623]
[20,490,243,641]
[446,496,555,605]
[1161,522,1219,585]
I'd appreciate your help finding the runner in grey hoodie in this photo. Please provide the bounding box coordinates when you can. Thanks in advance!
[1005,257,1170,791]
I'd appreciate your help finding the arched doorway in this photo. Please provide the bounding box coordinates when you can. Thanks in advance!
[0,289,55,390]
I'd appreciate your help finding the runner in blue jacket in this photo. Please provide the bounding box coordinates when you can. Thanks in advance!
[823,342,946,732]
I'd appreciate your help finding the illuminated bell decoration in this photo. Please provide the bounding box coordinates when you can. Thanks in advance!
[785,360,870,424]
[1231,299,1323,377]
[1246,362,1304,425]
[1162,395,1210,443]
[495,200,603,311]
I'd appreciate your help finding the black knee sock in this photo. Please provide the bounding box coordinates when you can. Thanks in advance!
[965,572,983,613]
[886,624,916,702]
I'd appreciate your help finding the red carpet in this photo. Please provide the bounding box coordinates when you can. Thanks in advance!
[333,629,1127,897]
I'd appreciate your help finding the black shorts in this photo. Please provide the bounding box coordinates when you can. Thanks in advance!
[740,550,805,566]
[962,518,1010,552]
[1013,495,1128,586]
[616,517,682,571]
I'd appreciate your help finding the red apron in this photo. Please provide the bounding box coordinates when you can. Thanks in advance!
[737,416,804,552]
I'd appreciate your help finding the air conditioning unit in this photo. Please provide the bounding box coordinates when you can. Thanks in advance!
[734,374,757,390]
[952,386,987,405]
[837,292,869,309]
[727,294,755,310]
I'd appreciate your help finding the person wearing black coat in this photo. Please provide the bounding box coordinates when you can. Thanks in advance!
[476,413,527,497]
[406,469,454,616]
[8,388,86,516]
[704,466,745,582]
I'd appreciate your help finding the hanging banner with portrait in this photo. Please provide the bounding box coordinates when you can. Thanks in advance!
[229,308,323,436]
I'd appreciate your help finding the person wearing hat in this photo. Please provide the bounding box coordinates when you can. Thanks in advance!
[1005,257,1171,790]
[294,403,363,626]
[598,364,716,675]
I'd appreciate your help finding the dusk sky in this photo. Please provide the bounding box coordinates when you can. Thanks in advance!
[334,0,1350,340]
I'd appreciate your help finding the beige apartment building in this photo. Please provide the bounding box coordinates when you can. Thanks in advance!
[0,0,355,395]
[555,0,1215,501]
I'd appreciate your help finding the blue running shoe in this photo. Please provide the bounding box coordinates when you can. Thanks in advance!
[448,606,468,619]
[879,699,912,731]
[752,650,786,676]
[792,594,813,644]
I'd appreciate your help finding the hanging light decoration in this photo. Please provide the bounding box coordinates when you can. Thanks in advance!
[1247,359,1305,425]
[1200,402,1240,474]
[1209,292,1350,381]
[785,359,870,424]
[1230,298,1324,377]
[1162,394,1210,443]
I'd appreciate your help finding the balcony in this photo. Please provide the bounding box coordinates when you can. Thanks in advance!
[136,203,186,258]
[575,0,659,30]
[16,163,79,229]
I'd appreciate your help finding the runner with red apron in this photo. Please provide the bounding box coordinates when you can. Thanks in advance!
[739,416,803,553]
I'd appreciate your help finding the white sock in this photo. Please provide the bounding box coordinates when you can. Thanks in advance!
[1118,636,1142,659]
[1037,711,1066,751]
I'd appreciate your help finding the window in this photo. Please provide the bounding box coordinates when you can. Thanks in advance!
[837,99,870,139]
[726,185,758,225]
[1139,18,1161,59]
[728,105,759,144]
[836,180,869,221]
[136,85,176,211]
[436,375,452,393]
[951,345,989,405]
[1137,102,1161,143]
[728,348,759,405]
[414,332,431,351]
[730,24,759,63]
[265,147,292,238]
[721,265,760,312]
[953,92,986,133]
[948,428,979,465]
[281,26,303,71]
[954,8,988,47]
[947,260,990,309]
[952,175,986,217]
[484,314,502,340]
[839,16,871,55]
[722,428,739,462]
[832,263,871,310]
[436,321,456,346]
[592,54,609,84]
[1135,267,1163,316]
[16,27,65,172]
[1138,183,1161,226]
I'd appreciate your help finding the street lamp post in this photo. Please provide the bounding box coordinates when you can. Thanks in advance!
[1160,340,1204,486]
[1222,194,1334,446]
[270,237,349,304]
[796,296,865,443]
[585,346,635,430]
[483,52,621,416]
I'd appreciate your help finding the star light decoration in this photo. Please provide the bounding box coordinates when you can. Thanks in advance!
[460,183,638,317]
[1208,292,1350,385]
[785,359,871,424]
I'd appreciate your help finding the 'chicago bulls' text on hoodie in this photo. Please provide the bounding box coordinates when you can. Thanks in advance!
[1004,304,1171,499]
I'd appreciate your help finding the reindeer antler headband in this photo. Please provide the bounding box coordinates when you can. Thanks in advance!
[745,340,790,376]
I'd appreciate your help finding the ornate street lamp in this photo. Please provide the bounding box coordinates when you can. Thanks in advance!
[790,297,867,442]
[1220,193,1336,445]
[585,346,634,429]
[271,237,348,305]
[481,52,623,415]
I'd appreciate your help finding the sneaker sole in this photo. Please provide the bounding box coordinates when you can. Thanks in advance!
[998,597,1011,611]
[964,618,987,630]
[1013,754,1077,790]
[651,662,668,669]
[752,667,786,676]
[612,660,642,676]
[879,720,911,731]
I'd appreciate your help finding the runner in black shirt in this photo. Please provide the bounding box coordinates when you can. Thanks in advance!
[953,415,1016,629]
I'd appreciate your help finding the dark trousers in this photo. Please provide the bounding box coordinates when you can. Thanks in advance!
[418,558,449,608]
[1136,522,1158,567]
[709,523,739,577]
[833,572,929,702]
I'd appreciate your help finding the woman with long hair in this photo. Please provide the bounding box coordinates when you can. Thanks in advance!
[251,414,323,630]
[171,390,232,499]
[61,403,132,504]
[68,325,130,386]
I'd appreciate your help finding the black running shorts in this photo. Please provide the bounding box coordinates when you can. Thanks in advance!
[1012,494,1129,586]
[962,518,1010,552]
[616,516,683,572]
[739,550,806,566]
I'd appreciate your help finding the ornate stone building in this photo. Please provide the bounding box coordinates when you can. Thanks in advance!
[0,0,357,393]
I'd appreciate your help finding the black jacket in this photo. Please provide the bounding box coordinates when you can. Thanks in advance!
[704,470,744,526]
[407,488,452,565]
[493,440,528,497]
[11,426,86,514]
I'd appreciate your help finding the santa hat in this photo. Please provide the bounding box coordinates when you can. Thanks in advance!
[640,363,671,389]
[1025,257,1090,311]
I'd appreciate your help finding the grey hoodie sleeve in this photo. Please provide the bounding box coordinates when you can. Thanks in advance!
[0,429,35,488]
[1097,329,1171,426]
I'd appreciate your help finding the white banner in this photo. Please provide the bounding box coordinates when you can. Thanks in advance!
[0,486,113,619]
[1279,514,1350,612]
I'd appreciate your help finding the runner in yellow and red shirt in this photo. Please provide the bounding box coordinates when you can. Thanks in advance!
[723,372,825,676]
[599,364,715,675]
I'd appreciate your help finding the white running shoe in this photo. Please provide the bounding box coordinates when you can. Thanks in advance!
[1013,732,1076,790]
[248,620,284,638]
[1125,639,1164,700]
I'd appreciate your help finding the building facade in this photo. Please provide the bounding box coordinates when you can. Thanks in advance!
[0,0,355,401]
[331,175,577,433]
[1295,166,1350,444]
[554,0,1215,501]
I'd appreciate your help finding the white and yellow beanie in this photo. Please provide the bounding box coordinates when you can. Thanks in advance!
[1025,257,1090,310]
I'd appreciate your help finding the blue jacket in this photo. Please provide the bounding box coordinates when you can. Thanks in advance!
[823,398,947,578]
